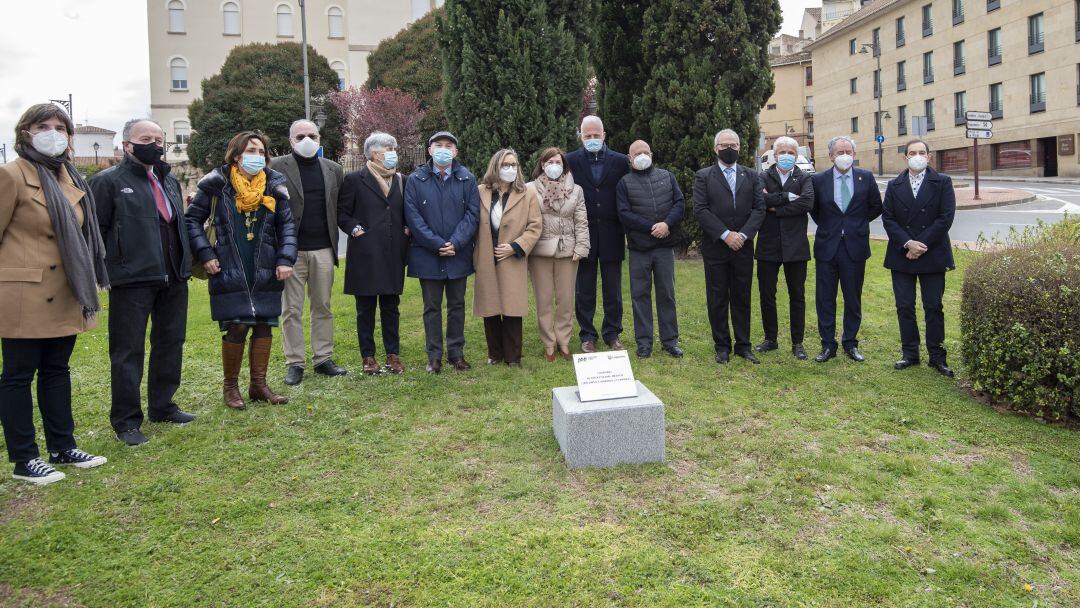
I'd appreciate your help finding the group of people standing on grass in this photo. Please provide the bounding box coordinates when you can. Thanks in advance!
[0,103,957,486]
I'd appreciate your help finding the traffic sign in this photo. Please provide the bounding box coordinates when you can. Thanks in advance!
[966,110,993,121]
[966,129,993,139]
[875,134,885,144]
[966,120,993,130]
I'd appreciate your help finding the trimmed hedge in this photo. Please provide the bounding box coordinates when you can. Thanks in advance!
[961,217,1080,421]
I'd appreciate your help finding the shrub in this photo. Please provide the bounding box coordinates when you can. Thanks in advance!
[961,217,1080,421]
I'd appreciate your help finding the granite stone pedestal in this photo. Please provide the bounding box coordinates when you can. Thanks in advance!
[551,381,665,469]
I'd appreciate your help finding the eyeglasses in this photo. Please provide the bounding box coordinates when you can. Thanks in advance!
[500,163,518,169]
[294,133,319,141]
[716,143,739,150]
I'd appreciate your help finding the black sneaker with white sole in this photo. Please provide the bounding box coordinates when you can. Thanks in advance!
[13,458,66,485]
[49,448,107,469]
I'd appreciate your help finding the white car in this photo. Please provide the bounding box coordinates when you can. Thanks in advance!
[759,149,815,174]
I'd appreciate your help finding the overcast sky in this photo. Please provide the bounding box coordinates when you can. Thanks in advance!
[0,0,810,163]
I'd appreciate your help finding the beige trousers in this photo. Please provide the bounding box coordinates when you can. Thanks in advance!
[528,255,578,353]
[281,248,336,367]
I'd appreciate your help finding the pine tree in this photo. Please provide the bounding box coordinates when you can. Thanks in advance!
[593,0,648,153]
[437,0,593,169]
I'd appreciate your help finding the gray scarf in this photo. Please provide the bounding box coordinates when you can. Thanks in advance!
[16,146,110,319]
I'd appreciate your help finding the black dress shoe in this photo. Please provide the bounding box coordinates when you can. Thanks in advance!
[755,339,779,353]
[735,350,761,364]
[792,343,808,360]
[116,428,148,446]
[314,359,348,377]
[426,359,442,374]
[844,347,865,362]
[148,409,196,424]
[284,365,304,386]
[930,361,955,377]
[894,358,920,370]
[663,345,685,358]
[715,351,730,364]
[815,347,836,363]
[636,347,652,358]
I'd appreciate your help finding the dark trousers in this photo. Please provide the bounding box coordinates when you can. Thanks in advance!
[355,294,401,358]
[757,260,807,345]
[108,282,188,432]
[420,278,467,361]
[815,243,866,351]
[628,247,679,350]
[891,270,947,364]
[0,336,78,462]
[576,257,623,344]
[483,316,523,364]
[703,252,754,354]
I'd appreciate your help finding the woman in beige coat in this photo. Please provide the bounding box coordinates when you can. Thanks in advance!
[527,148,590,361]
[0,103,110,485]
[473,149,542,367]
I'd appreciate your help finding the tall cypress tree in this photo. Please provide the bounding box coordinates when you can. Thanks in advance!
[437,0,592,169]
[593,0,647,153]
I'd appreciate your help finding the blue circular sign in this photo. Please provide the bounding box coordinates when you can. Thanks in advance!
[875,134,886,144]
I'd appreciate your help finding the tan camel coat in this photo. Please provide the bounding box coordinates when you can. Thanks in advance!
[473,183,542,318]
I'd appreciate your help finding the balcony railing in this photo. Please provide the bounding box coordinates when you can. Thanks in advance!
[896,33,905,48]
[988,47,1002,66]
[954,111,967,126]
[954,58,966,75]
[897,77,907,92]
[1075,19,1080,42]
[953,10,964,26]
[898,122,908,136]
[924,69,935,84]
[987,0,1000,11]
[1028,30,1045,54]
[923,21,934,37]
[927,119,936,131]
[1076,83,1080,106]
[989,99,1003,119]
[1030,92,1046,113]
[804,104,814,116]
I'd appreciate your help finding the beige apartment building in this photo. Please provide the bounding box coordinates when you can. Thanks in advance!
[147,0,441,160]
[759,52,816,159]
[806,0,1080,177]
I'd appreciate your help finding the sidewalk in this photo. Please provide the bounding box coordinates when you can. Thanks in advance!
[946,174,1080,185]
[952,186,1036,209]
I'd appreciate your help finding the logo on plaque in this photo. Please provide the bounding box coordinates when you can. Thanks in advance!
[572,351,638,402]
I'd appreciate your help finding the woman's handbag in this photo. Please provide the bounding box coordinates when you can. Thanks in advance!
[190,195,218,280]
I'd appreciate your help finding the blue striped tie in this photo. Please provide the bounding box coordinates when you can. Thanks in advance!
[724,167,736,207]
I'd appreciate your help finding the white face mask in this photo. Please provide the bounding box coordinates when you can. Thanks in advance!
[907,155,929,173]
[31,129,69,157]
[543,163,564,180]
[499,167,518,183]
[633,154,652,171]
[833,154,854,171]
[292,135,319,158]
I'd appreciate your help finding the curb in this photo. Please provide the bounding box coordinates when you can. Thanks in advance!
[954,192,1038,210]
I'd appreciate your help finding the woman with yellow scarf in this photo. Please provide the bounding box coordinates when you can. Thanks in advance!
[185,131,297,410]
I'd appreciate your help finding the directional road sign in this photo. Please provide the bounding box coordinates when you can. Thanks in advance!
[966,120,993,130]
[966,129,993,139]
[965,111,993,121]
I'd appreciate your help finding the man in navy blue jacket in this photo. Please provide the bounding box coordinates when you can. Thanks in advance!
[566,115,629,353]
[810,135,883,363]
[403,131,480,374]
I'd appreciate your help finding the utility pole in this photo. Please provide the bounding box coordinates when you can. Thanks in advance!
[860,42,884,176]
[0,143,7,164]
[300,0,311,120]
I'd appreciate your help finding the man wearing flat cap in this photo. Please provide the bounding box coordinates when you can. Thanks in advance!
[403,131,481,373]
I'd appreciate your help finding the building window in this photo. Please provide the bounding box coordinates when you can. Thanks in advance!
[873,69,881,98]
[331,60,347,90]
[850,77,858,95]
[922,4,934,37]
[953,40,965,75]
[851,116,859,133]
[872,28,881,55]
[1028,13,1044,54]
[896,16,906,47]
[805,66,813,86]
[808,120,814,135]
[987,0,1000,12]
[898,105,908,136]
[1075,0,1080,42]
[170,57,188,90]
[989,82,1004,118]
[766,103,777,110]
[940,148,970,173]
[988,28,1002,66]
[874,111,882,135]
[276,3,294,37]
[925,99,936,131]
[923,51,935,84]
[954,91,967,125]
[223,2,240,35]
[952,0,964,25]
[805,95,814,115]
[167,0,185,33]
[849,38,857,55]
[328,6,344,39]
[897,60,907,91]
[993,141,1032,169]
[1030,72,1046,113]
[173,120,191,145]
[1077,64,1080,105]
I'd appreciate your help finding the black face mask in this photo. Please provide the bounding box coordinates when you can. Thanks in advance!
[130,142,164,165]
[716,147,740,165]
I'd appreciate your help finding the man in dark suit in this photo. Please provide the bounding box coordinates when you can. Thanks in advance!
[693,128,766,364]
[566,115,629,353]
[755,136,815,360]
[273,119,347,385]
[881,139,956,377]
[810,135,883,363]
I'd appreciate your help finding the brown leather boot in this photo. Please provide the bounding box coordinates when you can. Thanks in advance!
[362,356,382,375]
[248,336,289,404]
[385,353,404,374]
[222,339,247,410]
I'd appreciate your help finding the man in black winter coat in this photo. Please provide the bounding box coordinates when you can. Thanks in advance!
[90,119,194,446]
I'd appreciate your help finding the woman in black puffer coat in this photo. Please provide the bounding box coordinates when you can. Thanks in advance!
[185,131,297,410]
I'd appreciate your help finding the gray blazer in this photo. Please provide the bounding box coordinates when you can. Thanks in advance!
[271,153,345,262]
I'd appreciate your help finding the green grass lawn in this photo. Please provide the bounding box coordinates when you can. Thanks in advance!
[1,242,1077,607]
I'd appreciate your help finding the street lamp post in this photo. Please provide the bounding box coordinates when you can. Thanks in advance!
[93,141,100,166]
[50,94,73,123]
[300,0,311,120]
[860,43,884,176]
[0,143,6,164]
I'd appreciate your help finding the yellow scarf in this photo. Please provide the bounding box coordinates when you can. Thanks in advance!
[229,165,276,213]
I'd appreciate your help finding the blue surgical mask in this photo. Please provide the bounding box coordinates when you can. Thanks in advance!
[583,138,603,153]
[240,154,266,174]
[776,153,797,171]
[431,148,453,167]
[382,151,398,170]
